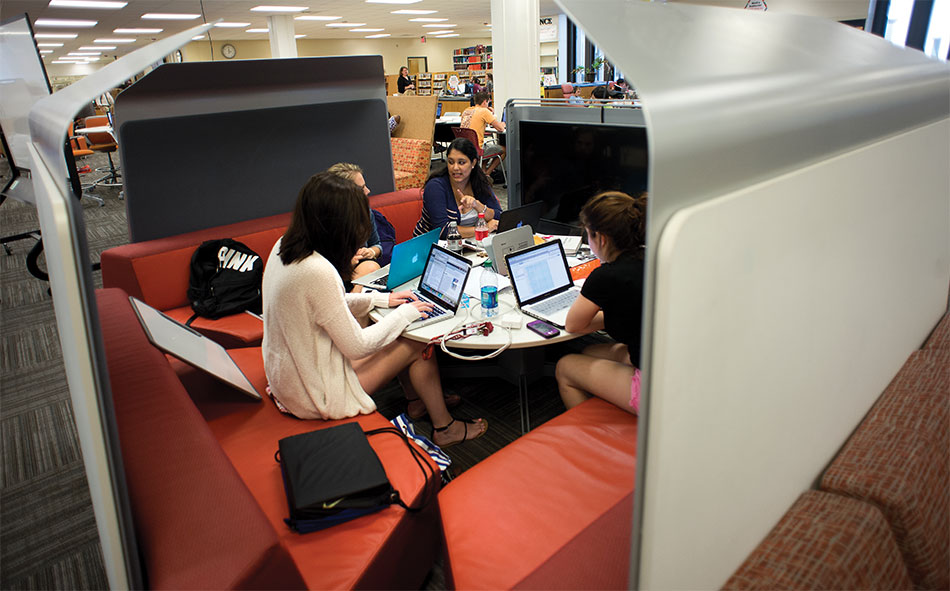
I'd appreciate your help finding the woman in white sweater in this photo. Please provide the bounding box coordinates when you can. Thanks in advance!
[262,172,487,447]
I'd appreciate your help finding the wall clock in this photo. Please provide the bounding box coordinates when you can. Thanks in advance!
[221,43,236,59]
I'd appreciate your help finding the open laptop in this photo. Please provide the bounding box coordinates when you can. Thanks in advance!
[380,243,472,328]
[496,202,544,234]
[353,227,440,290]
[505,240,581,328]
[129,296,262,400]
[490,225,534,277]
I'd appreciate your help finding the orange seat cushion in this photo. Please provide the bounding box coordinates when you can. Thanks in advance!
[440,397,637,589]
[169,347,442,590]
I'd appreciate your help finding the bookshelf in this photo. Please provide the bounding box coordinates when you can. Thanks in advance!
[407,70,492,96]
[453,44,493,71]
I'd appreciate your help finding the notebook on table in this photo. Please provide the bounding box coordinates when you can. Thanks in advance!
[352,227,440,291]
[505,240,581,329]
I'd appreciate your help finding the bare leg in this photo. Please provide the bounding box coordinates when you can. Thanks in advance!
[555,352,637,414]
[352,337,486,445]
[350,260,381,294]
[582,342,632,365]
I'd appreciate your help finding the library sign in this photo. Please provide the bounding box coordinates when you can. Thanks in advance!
[745,0,767,10]
[540,17,557,43]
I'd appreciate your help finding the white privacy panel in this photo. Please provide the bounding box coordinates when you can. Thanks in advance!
[644,119,950,589]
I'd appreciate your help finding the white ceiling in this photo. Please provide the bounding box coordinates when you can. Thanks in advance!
[1,0,562,63]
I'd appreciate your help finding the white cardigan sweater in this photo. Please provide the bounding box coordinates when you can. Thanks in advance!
[262,239,420,420]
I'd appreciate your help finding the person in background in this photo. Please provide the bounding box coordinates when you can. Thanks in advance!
[561,83,585,105]
[485,73,494,93]
[460,90,506,177]
[262,172,487,446]
[327,162,382,287]
[413,137,502,239]
[589,86,613,107]
[556,191,647,415]
[397,66,414,94]
[388,112,401,135]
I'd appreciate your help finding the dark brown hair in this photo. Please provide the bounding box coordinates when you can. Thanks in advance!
[425,137,494,203]
[579,191,648,260]
[279,172,371,283]
[473,90,491,106]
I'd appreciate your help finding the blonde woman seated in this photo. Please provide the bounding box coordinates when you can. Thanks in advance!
[556,191,647,414]
[327,162,382,287]
[262,172,488,446]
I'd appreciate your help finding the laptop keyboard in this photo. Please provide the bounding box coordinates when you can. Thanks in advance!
[411,291,447,322]
[370,274,389,287]
[530,290,579,315]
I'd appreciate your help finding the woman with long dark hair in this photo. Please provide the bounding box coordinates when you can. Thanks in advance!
[263,172,487,446]
[397,66,414,94]
[413,137,502,239]
[555,191,647,414]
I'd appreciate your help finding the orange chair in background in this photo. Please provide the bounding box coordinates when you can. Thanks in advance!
[68,122,104,206]
[451,126,506,187]
[83,115,121,190]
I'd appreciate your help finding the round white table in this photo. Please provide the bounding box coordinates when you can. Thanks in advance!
[368,249,585,432]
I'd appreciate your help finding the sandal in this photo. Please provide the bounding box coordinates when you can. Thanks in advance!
[432,417,488,448]
[407,394,463,420]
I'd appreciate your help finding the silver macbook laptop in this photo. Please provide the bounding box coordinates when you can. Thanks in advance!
[410,244,472,328]
[353,227,440,290]
[379,243,472,329]
[129,296,262,400]
[490,225,534,277]
[505,240,581,328]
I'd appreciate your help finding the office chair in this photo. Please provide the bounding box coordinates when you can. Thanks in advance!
[83,115,121,190]
[451,126,507,187]
[68,122,103,206]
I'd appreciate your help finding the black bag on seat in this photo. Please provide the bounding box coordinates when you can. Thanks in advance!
[186,238,263,321]
[276,422,435,533]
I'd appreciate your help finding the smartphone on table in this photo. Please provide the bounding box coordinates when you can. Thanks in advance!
[526,319,560,338]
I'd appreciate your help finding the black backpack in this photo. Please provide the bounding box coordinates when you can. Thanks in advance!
[186,238,263,322]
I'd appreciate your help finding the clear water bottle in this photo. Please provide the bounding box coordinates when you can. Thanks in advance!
[446,221,462,254]
[474,211,489,246]
[480,259,498,318]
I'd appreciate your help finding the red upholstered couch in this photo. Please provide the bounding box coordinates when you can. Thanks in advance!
[440,397,637,589]
[96,287,441,589]
[101,188,424,348]
[725,308,950,590]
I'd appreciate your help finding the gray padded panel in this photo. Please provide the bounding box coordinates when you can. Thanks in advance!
[115,56,393,242]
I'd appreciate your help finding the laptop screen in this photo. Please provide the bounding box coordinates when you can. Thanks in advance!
[507,240,572,303]
[419,245,469,308]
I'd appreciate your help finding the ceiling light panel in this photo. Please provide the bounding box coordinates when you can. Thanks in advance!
[426,30,455,35]
[214,22,252,27]
[141,13,200,20]
[366,33,391,38]
[48,0,127,8]
[94,37,135,43]
[81,45,113,49]
[113,28,163,33]
[295,15,342,21]
[435,33,459,37]
[350,28,384,32]
[36,42,65,47]
[326,22,367,27]
[392,9,436,14]
[250,5,308,12]
[246,28,270,33]
[409,18,447,22]
[34,19,98,27]
[34,33,78,38]
[423,24,456,27]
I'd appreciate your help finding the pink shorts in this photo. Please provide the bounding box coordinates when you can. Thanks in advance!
[630,368,641,414]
